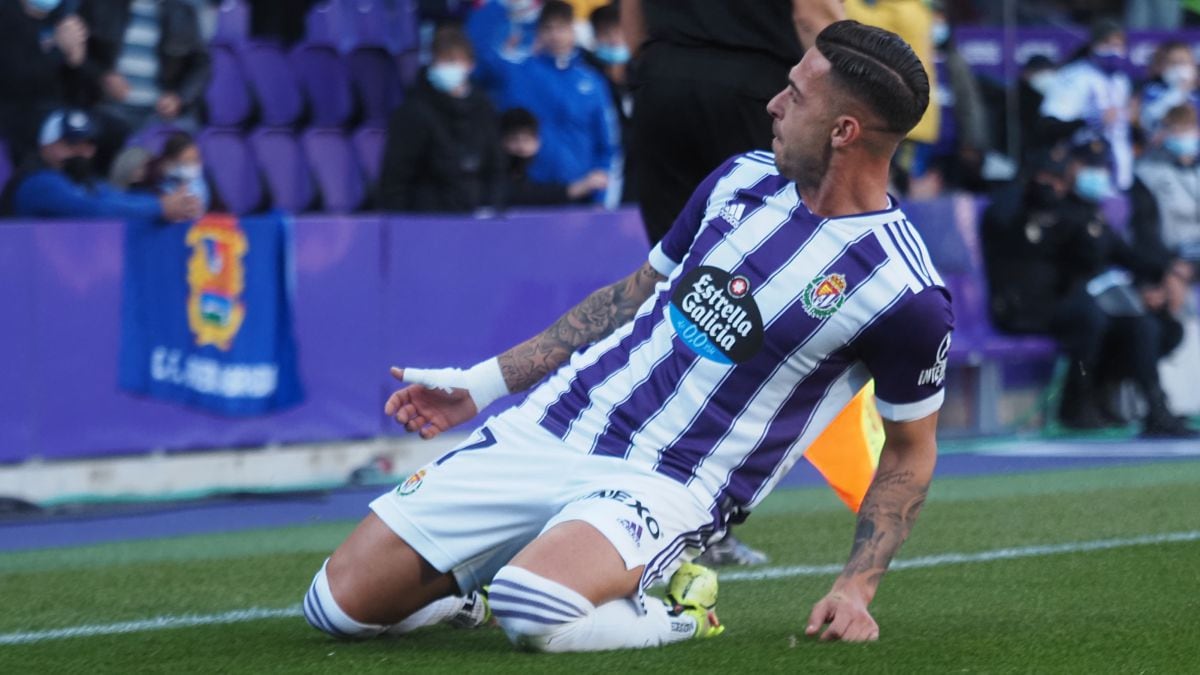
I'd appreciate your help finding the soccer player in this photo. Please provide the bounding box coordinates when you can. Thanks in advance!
[304,20,952,650]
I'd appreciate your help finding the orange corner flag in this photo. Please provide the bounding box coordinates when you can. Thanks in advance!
[802,381,885,512]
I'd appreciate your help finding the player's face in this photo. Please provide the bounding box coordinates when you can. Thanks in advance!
[766,51,837,190]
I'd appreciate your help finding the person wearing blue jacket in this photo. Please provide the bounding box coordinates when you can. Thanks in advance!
[7,108,200,221]
[466,0,542,111]
[493,1,618,204]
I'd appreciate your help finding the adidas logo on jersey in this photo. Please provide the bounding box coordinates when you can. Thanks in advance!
[718,203,745,227]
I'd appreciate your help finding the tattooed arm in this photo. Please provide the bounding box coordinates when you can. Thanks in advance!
[498,260,665,392]
[804,412,939,642]
[386,261,666,438]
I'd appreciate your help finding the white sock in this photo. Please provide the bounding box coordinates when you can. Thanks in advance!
[303,559,388,639]
[386,593,484,634]
[488,565,697,653]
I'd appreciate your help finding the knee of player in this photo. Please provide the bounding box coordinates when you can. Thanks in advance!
[488,565,593,652]
[302,559,387,640]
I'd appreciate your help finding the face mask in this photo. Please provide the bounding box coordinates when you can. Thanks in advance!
[502,0,539,23]
[163,171,210,212]
[62,155,93,183]
[1028,71,1056,96]
[1163,132,1200,163]
[1092,47,1127,75]
[595,43,630,66]
[1074,167,1114,202]
[931,22,950,47]
[428,63,469,94]
[167,163,203,183]
[27,0,62,12]
[1162,63,1197,90]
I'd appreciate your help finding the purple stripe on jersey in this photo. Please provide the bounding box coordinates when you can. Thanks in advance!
[720,289,911,507]
[882,221,929,285]
[537,303,666,438]
[540,172,791,441]
[654,231,890,485]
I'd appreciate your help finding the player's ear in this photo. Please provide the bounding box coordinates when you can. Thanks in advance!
[830,116,862,148]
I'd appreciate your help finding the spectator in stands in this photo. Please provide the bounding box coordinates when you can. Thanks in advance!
[495,1,617,205]
[1137,42,1200,137]
[76,0,211,169]
[1133,104,1200,278]
[134,130,210,214]
[0,0,89,167]
[981,138,1193,437]
[581,3,634,203]
[378,25,504,213]
[466,0,543,110]
[6,108,202,222]
[498,107,607,206]
[1039,19,1134,190]
[921,1,990,196]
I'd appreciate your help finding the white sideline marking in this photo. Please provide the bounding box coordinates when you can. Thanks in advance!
[3,530,1198,646]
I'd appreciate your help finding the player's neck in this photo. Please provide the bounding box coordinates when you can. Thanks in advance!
[796,160,892,219]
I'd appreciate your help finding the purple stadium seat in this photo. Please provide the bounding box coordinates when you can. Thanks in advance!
[290,45,355,127]
[301,129,365,213]
[203,46,254,127]
[351,126,386,185]
[349,0,388,49]
[348,48,403,126]
[212,0,249,46]
[388,0,419,53]
[248,128,316,213]
[305,1,354,51]
[238,43,305,127]
[197,129,262,215]
[129,124,186,156]
[0,139,12,198]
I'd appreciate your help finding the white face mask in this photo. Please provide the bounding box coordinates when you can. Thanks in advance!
[1029,71,1056,96]
[428,63,469,94]
[167,163,203,182]
[27,0,62,13]
[1163,63,1197,90]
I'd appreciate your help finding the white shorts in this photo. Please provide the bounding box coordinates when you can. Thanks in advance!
[369,410,720,597]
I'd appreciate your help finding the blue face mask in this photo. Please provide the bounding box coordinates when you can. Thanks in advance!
[1163,133,1200,162]
[931,22,950,47]
[595,43,630,65]
[27,0,62,12]
[428,63,469,94]
[1074,167,1114,202]
[1092,47,1127,75]
[163,164,210,213]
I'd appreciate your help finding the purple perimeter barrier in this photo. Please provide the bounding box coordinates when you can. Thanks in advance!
[0,209,650,462]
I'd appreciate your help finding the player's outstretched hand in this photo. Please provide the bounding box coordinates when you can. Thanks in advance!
[384,367,478,439]
[805,589,880,642]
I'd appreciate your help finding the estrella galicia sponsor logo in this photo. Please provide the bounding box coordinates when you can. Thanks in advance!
[584,489,662,540]
[668,266,764,365]
[918,332,952,386]
[801,272,848,319]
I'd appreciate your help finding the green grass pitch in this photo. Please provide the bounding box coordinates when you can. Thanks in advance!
[2,460,1199,674]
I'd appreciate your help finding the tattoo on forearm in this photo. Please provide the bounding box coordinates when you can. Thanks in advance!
[840,467,930,591]
[497,264,663,393]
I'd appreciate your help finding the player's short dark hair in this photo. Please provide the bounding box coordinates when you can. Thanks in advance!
[500,108,539,137]
[432,23,474,60]
[814,20,930,136]
[161,131,196,162]
[590,3,619,34]
[537,0,574,29]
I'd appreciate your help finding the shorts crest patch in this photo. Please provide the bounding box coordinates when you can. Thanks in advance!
[397,469,426,496]
[802,272,847,318]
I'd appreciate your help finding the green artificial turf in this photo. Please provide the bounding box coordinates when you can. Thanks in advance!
[2,460,1198,674]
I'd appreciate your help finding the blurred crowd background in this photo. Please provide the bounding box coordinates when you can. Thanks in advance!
[1,0,1199,438]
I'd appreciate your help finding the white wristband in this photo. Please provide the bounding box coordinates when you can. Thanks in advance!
[404,357,509,411]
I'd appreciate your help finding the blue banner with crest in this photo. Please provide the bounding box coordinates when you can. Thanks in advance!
[118,211,304,415]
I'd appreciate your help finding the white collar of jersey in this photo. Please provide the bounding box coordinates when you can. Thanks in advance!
[798,193,900,227]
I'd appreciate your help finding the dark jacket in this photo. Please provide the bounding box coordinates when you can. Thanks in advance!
[982,181,1161,334]
[378,76,504,213]
[0,3,85,164]
[77,0,210,109]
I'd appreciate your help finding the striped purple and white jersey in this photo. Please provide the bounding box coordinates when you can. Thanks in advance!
[516,151,954,514]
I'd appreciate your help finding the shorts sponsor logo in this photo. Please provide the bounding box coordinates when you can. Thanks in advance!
[396,469,426,496]
[618,518,643,547]
[668,266,764,364]
[918,332,952,386]
[670,620,694,634]
[583,489,662,540]
[801,272,847,319]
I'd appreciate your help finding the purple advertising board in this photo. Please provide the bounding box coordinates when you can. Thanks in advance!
[0,209,650,463]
